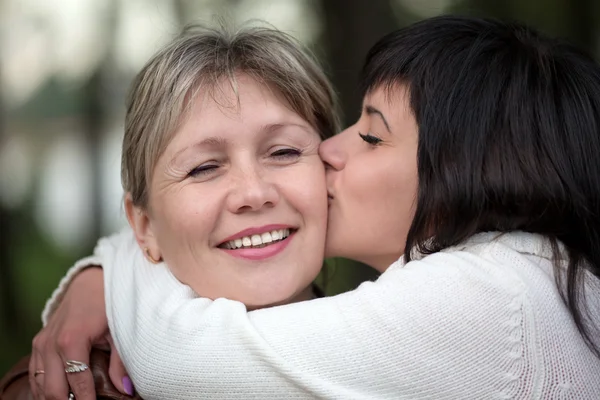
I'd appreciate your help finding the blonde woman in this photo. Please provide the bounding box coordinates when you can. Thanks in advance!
[28,24,339,400]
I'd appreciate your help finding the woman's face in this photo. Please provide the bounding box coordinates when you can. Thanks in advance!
[128,74,327,308]
[319,85,419,272]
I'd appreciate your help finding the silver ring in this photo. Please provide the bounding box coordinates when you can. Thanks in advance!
[64,360,89,374]
[68,392,76,399]
[34,369,45,377]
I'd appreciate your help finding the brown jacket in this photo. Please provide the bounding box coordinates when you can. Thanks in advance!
[0,350,140,400]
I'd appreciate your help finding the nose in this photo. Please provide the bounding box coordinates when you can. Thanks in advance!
[227,165,280,214]
[319,130,347,171]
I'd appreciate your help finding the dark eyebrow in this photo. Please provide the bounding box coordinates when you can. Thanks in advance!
[365,105,391,133]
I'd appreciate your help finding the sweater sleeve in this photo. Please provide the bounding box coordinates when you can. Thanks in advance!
[100,231,530,400]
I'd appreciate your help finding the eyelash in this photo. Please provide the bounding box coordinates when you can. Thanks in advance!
[271,148,303,159]
[186,148,302,178]
[358,132,383,146]
[187,164,218,178]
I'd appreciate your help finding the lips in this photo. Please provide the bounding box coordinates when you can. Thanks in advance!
[218,227,297,261]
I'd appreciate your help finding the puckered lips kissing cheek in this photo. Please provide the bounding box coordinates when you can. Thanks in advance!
[217,224,298,261]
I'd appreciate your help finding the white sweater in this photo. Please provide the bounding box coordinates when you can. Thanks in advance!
[45,230,600,399]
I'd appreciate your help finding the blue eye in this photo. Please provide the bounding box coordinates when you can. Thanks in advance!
[271,148,303,158]
[187,164,218,177]
[358,132,383,146]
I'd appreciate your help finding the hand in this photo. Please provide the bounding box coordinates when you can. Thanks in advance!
[29,267,132,399]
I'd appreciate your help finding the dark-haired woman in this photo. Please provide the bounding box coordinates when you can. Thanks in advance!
[35,16,600,399]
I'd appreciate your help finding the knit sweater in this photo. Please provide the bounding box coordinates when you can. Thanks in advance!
[45,230,600,399]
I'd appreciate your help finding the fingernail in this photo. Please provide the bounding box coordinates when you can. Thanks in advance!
[122,376,135,396]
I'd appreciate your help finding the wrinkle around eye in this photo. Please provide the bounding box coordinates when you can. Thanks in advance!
[162,161,192,181]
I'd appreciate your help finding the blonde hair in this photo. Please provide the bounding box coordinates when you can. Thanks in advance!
[122,22,340,207]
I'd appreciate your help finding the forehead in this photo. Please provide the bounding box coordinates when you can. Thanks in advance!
[184,75,298,124]
[364,83,410,108]
[363,84,414,126]
[190,78,304,129]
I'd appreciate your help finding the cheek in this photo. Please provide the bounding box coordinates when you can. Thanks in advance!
[156,192,200,230]
[380,169,418,239]
[294,162,328,221]
[151,187,219,256]
[279,159,327,211]
[345,153,418,237]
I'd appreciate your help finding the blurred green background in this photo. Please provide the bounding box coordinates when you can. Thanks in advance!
[1,0,598,375]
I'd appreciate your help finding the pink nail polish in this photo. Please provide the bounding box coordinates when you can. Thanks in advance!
[122,376,135,396]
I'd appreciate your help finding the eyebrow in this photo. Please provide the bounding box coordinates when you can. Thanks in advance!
[170,136,229,163]
[365,105,391,133]
[260,122,313,135]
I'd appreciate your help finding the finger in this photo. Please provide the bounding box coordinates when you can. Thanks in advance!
[41,348,69,400]
[61,345,96,400]
[29,345,43,399]
[108,346,134,396]
[64,360,95,400]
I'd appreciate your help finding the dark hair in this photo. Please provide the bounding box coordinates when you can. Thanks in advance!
[361,15,600,355]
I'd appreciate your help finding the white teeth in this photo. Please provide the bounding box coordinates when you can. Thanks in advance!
[251,235,262,246]
[223,229,290,249]
[261,232,273,243]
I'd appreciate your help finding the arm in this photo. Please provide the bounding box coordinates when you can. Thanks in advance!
[41,256,102,325]
[32,267,112,400]
[40,227,131,325]
[33,231,133,400]
[101,231,527,400]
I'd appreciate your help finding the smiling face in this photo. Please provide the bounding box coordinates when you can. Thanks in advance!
[127,74,327,308]
[319,85,419,272]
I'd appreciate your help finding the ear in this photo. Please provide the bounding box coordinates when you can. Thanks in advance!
[124,193,161,262]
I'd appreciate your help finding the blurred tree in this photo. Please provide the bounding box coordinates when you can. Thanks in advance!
[320,0,399,124]
[83,69,106,246]
[454,0,598,52]
[0,46,23,373]
[82,0,120,248]
[459,0,512,19]
[0,77,20,336]
[567,0,596,52]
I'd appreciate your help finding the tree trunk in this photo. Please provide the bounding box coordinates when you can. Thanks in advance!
[82,0,120,246]
[567,0,596,52]
[320,0,398,125]
[0,44,21,337]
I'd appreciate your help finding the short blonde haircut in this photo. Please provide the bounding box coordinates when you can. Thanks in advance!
[122,22,340,207]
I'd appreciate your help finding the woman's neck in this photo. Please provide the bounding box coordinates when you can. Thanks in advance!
[289,285,319,303]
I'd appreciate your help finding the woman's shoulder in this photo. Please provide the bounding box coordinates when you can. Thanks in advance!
[381,231,558,305]
[404,231,559,280]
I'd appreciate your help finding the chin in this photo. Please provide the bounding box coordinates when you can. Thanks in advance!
[240,282,304,310]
